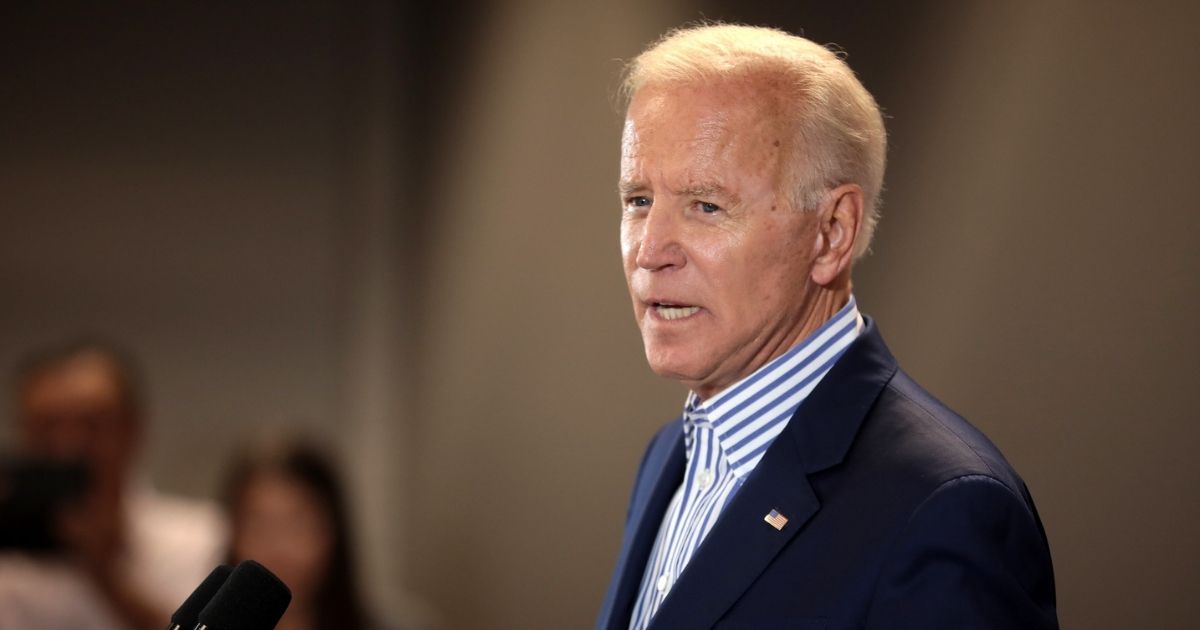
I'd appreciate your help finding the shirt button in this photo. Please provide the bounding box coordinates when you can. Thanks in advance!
[697,469,714,491]
[656,572,670,593]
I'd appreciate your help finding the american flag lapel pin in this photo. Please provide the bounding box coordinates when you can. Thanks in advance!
[764,508,789,531]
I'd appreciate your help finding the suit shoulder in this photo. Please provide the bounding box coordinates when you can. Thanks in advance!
[855,370,1028,498]
[865,473,1059,628]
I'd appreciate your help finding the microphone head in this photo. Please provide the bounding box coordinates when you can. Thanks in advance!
[171,564,233,628]
[197,560,292,630]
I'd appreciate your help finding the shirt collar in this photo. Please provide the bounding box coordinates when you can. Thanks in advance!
[681,295,863,477]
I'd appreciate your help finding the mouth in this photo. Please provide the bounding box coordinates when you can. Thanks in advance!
[649,301,702,321]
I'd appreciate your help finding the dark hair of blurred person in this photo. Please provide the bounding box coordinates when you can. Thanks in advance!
[222,438,371,630]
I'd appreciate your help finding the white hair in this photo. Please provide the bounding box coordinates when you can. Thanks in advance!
[623,23,888,259]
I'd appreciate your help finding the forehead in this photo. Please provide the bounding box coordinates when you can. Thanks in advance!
[633,80,784,133]
[622,81,789,187]
[22,357,123,412]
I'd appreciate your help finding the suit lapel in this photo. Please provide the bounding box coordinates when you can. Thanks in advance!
[599,423,686,630]
[648,319,898,629]
[648,439,819,629]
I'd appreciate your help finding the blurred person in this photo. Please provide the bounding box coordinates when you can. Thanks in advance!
[597,24,1057,629]
[0,339,226,629]
[223,438,389,630]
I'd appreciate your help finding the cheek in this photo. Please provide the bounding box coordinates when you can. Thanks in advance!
[713,233,807,312]
[695,239,761,299]
[236,512,332,591]
[286,526,333,577]
[620,220,638,264]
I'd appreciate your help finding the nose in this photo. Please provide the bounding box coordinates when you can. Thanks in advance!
[634,204,685,271]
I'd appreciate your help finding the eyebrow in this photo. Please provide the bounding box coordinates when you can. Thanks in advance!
[617,180,647,196]
[676,183,729,199]
[677,182,742,208]
[618,180,739,200]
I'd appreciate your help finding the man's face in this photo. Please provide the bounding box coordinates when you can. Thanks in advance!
[19,356,138,480]
[620,82,824,399]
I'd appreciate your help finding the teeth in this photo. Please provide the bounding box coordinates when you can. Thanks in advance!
[655,305,700,320]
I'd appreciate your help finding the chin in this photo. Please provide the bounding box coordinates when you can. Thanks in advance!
[644,348,705,383]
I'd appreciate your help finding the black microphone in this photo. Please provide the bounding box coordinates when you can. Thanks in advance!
[196,560,292,630]
[167,564,233,630]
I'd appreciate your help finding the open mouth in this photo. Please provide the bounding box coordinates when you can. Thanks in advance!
[653,303,701,321]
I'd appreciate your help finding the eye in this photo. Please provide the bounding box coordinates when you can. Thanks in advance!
[697,201,721,214]
[626,196,652,210]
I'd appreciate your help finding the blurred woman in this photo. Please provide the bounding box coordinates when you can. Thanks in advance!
[223,439,374,630]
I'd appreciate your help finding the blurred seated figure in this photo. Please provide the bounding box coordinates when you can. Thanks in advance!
[223,438,389,630]
[0,339,226,629]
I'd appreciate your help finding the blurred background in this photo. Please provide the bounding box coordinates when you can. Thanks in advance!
[1,1,1197,628]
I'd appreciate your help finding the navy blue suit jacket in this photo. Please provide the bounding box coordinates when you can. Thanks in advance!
[597,319,1058,629]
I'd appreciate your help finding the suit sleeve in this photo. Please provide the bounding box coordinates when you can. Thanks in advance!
[865,474,1059,630]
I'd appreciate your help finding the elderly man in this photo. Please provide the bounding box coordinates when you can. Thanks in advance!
[597,24,1058,629]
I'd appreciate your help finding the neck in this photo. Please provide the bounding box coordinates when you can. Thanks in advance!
[795,283,853,343]
[692,282,852,401]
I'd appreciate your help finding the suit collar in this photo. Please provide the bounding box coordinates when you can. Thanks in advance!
[645,317,898,628]
[598,422,686,630]
[785,316,897,474]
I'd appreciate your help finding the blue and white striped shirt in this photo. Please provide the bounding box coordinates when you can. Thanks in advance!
[628,297,863,629]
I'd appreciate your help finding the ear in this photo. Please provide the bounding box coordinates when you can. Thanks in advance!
[810,183,864,286]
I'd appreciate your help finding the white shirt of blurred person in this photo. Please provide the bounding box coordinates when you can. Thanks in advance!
[0,344,226,629]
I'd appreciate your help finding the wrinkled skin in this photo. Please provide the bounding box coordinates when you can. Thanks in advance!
[619,80,862,399]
